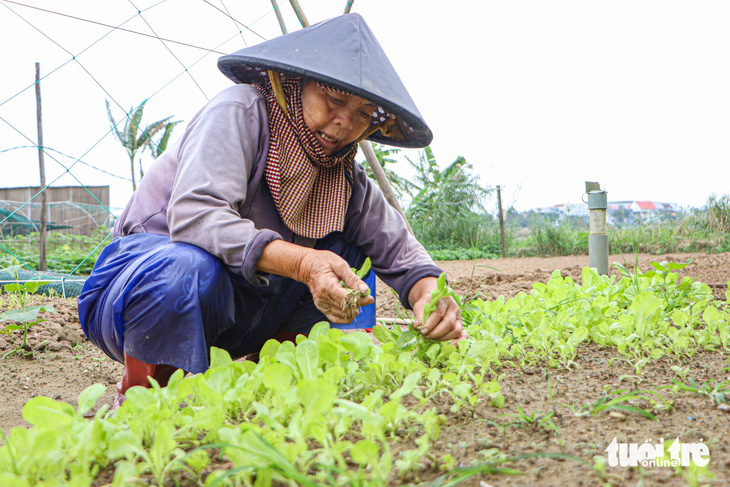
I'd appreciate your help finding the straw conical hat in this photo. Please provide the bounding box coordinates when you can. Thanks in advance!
[217,13,432,148]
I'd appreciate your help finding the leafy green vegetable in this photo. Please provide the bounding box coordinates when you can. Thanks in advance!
[0,259,727,485]
[341,258,373,319]
[0,265,54,359]
[422,272,462,323]
[352,257,371,279]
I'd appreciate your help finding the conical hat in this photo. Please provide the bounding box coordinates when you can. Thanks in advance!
[217,13,432,148]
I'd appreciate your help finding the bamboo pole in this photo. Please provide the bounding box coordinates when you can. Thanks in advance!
[343,0,354,14]
[359,141,413,235]
[270,0,288,34]
[34,62,47,271]
[497,185,506,257]
[287,0,309,27]
[376,317,413,326]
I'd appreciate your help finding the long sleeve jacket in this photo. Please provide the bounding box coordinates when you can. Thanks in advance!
[113,84,442,309]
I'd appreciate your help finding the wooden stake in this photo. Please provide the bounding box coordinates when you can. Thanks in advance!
[497,185,506,257]
[287,0,309,27]
[270,0,288,34]
[359,141,413,235]
[376,317,413,326]
[35,62,47,271]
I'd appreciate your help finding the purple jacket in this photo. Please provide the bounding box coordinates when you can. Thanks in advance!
[113,85,442,309]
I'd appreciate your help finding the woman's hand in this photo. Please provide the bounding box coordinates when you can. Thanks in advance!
[298,250,374,323]
[409,276,467,344]
[257,240,373,323]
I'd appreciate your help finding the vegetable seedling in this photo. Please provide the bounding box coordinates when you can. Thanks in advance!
[572,389,670,420]
[422,273,461,324]
[671,377,730,405]
[341,257,372,320]
[0,265,54,359]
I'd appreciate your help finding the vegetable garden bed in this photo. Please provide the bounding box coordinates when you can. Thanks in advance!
[1,252,729,486]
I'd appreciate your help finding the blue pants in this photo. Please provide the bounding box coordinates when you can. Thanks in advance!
[78,233,374,374]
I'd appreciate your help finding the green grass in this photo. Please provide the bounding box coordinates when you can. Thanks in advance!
[434,203,730,261]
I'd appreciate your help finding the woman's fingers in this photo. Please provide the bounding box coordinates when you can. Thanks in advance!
[339,265,370,294]
[418,296,465,341]
[316,292,374,323]
[302,250,372,322]
[423,316,464,341]
[450,329,469,346]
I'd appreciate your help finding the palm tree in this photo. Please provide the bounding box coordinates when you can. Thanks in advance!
[106,99,180,191]
[404,147,494,250]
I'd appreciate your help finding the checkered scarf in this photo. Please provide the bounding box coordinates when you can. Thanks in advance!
[253,76,357,239]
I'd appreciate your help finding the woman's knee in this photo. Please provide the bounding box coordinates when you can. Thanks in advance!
[135,242,230,311]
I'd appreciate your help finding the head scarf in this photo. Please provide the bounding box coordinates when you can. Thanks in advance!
[253,75,358,239]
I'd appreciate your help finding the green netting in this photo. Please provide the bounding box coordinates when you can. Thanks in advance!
[0,207,72,237]
[0,199,113,285]
[0,269,86,298]
[1,4,280,300]
[0,201,112,238]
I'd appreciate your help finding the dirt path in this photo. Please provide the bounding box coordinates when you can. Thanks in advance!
[1,251,729,485]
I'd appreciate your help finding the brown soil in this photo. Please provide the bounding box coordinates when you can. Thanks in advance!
[1,251,729,485]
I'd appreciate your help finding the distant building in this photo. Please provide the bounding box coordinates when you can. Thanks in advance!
[535,200,681,225]
[535,203,589,217]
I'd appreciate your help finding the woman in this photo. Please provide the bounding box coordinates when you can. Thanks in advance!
[78,14,466,406]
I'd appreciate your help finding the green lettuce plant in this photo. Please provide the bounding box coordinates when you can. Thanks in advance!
[0,265,54,359]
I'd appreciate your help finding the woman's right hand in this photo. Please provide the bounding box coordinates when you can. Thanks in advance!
[257,241,373,323]
[297,250,374,323]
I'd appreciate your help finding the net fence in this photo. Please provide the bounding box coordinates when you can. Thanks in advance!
[0,199,113,237]
[0,0,329,296]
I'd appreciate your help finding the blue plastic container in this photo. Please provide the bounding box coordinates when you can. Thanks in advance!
[331,270,376,330]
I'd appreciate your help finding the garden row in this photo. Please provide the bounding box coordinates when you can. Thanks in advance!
[0,259,727,485]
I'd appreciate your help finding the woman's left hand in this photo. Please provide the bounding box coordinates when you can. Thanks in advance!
[409,276,467,344]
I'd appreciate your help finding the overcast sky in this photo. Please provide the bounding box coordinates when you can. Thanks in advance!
[1,0,729,214]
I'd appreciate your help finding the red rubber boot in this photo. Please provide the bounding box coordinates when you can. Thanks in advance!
[113,354,179,411]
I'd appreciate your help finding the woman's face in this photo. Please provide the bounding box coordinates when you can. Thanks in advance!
[301,80,376,155]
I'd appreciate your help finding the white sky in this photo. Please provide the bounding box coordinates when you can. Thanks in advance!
[1,0,729,215]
